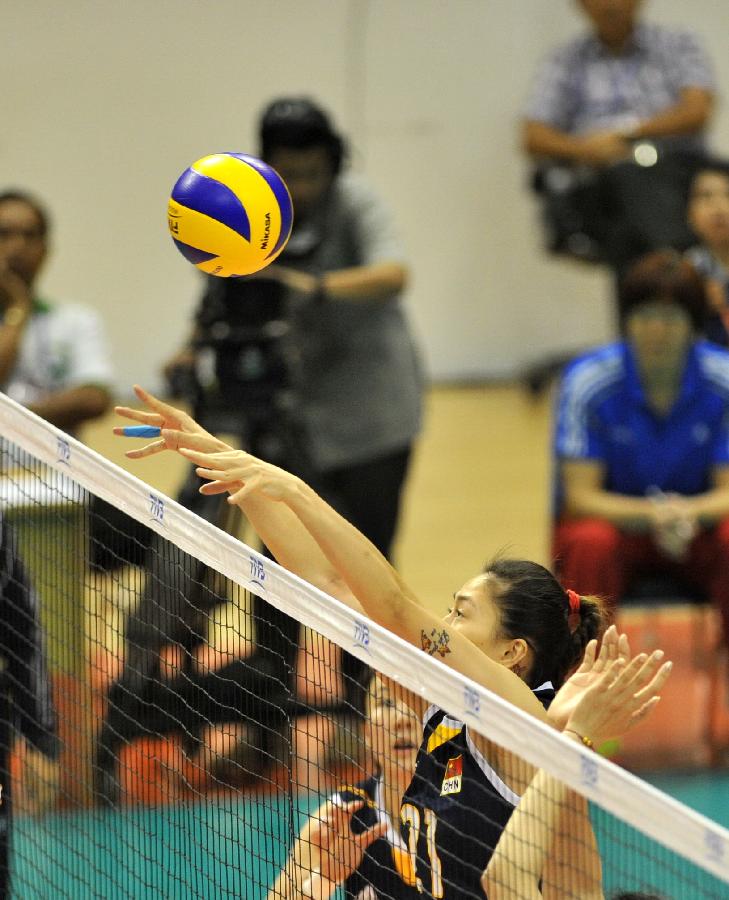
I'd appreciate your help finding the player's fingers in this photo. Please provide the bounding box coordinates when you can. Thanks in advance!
[114,407,163,426]
[161,429,218,453]
[178,447,220,467]
[125,439,167,459]
[580,639,597,671]
[194,466,229,482]
[633,660,673,701]
[356,821,389,850]
[133,384,181,417]
[603,624,620,663]
[199,480,232,495]
[622,650,665,694]
[618,629,631,660]
[629,696,661,725]
[227,479,260,504]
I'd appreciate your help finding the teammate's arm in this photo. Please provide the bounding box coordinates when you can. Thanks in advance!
[482,655,669,899]
[267,798,387,900]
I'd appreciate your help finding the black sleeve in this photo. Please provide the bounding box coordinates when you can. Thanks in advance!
[0,516,59,759]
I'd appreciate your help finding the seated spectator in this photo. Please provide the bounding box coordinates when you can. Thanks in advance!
[0,189,112,430]
[552,251,729,653]
[686,161,729,347]
[522,0,715,271]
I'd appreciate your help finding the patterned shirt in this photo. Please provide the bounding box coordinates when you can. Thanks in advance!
[524,23,715,154]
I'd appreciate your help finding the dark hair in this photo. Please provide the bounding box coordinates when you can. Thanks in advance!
[0,189,50,237]
[689,158,729,198]
[259,97,347,175]
[485,559,606,689]
[618,250,707,333]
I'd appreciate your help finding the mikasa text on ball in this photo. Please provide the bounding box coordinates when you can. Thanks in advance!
[167,153,293,277]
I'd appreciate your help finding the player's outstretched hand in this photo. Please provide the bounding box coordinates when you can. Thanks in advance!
[308,798,388,887]
[548,624,628,729]
[564,649,673,746]
[177,445,301,505]
[113,385,229,459]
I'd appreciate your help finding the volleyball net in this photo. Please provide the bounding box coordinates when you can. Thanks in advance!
[1,390,728,899]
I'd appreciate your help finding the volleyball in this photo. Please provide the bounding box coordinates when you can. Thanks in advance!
[167,153,293,277]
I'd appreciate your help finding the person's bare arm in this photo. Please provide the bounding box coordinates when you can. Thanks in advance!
[180,446,551,722]
[686,465,729,525]
[0,267,33,385]
[482,654,670,900]
[522,121,629,167]
[625,87,714,141]
[258,261,408,303]
[116,388,356,606]
[561,459,655,529]
[29,384,111,430]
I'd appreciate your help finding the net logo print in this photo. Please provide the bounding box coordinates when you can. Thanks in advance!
[353,619,371,654]
[56,437,71,465]
[579,753,599,789]
[249,556,266,591]
[149,493,165,525]
[704,828,725,865]
[463,684,481,718]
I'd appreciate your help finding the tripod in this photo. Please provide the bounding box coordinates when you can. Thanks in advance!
[94,282,329,803]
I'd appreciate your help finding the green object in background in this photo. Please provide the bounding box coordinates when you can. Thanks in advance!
[9,504,86,677]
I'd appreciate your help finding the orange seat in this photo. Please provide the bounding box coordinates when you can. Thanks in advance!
[613,602,729,769]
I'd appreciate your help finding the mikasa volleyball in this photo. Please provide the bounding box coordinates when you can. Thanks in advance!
[167,153,293,277]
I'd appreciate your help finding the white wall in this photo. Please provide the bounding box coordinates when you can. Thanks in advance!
[5,0,729,391]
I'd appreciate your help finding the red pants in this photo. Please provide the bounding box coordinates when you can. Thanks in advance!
[553,517,729,650]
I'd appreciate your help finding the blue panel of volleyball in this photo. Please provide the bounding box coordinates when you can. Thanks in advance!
[168,153,293,277]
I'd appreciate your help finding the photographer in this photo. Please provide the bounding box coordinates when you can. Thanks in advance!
[167,96,423,558]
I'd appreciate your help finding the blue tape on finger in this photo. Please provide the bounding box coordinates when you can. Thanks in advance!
[122,426,162,438]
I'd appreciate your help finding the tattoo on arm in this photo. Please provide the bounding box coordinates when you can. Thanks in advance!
[421,628,452,658]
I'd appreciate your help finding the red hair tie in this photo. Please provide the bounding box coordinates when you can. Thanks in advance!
[566,589,581,614]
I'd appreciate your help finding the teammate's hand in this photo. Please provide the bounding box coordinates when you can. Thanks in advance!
[565,649,673,746]
[114,385,229,459]
[548,624,627,729]
[177,445,302,505]
[309,798,388,886]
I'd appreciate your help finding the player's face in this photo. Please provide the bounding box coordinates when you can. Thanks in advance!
[444,575,532,675]
[689,172,729,250]
[444,575,502,652]
[365,676,420,787]
[0,199,47,287]
[626,301,693,371]
[265,146,335,218]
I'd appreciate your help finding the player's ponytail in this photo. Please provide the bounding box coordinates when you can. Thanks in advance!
[484,559,608,690]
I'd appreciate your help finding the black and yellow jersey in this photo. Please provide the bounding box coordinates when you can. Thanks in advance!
[399,682,555,899]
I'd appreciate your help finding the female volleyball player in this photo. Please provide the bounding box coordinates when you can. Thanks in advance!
[115,386,671,899]
[268,673,422,899]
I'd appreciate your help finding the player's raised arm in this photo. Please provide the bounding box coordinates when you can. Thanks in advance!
[115,387,358,608]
